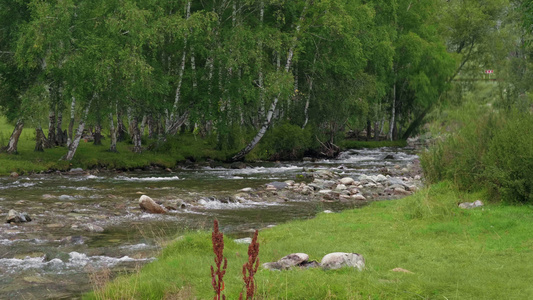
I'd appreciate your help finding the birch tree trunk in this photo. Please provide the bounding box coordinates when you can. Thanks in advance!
[108,112,117,152]
[302,75,313,129]
[232,3,308,161]
[63,98,92,161]
[166,1,191,134]
[68,97,76,147]
[257,0,265,120]
[140,115,147,137]
[4,120,24,154]
[56,111,65,146]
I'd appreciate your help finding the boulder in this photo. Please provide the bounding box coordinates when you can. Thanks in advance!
[394,188,411,196]
[458,200,484,209]
[335,184,347,191]
[263,253,310,270]
[375,174,388,182]
[383,154,395,160]
[339,177,355,185]
[139,195,167,214]
[320,252,365,271]
[10,172,19,178]
[69,168,84,173]
[351,194,366,201]
[6,210,32,224]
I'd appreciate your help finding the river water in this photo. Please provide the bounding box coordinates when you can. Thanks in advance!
[0,147,419,299]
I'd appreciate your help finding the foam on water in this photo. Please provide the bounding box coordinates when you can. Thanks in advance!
[197,198,280,209]
[115,176,181,182]
[0,252,154,275]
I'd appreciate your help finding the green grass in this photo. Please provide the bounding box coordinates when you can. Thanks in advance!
[340,139,407,150]
[84,182,533,299]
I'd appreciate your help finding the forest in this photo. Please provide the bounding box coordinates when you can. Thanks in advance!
[0,0,529,165]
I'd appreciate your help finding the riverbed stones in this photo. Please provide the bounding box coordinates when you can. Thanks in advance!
[335,184,347,191]
[339,177,355,185]
[139,195,167,214]
[351,194,366,201]
[6,209,32,224]
[458,200,484,209]
[320,252,365,271]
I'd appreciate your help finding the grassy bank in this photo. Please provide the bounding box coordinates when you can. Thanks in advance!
[85,182,533,299]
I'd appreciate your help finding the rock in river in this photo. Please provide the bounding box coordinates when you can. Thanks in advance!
[6,209,32,224]
[320,252,365,271]
[139,195,167,214]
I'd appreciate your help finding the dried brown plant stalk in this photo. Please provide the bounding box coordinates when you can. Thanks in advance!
[239,230,260,300]
[211,219,227,300]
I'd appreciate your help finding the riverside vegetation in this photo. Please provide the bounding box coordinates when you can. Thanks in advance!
[85,182,533,299]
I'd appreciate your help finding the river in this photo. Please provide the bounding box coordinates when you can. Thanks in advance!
[0,147,419,299]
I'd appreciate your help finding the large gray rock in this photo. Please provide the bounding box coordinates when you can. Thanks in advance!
[320,252,365,271]
[263,253,310,270]
[139,195,167,214]
[6,209,32,224]
[339,177,355,185]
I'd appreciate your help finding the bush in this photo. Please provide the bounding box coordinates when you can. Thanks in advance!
[421,109,533,204]
[259,122,314,160]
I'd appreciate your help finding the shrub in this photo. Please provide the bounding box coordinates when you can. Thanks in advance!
[421,109,533,204]
[259,122,314,160]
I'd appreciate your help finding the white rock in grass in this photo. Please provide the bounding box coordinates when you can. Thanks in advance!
[321,252,365,271]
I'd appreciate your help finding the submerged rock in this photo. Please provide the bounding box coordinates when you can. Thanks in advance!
[320,252,365,271]
[139,195,167,214]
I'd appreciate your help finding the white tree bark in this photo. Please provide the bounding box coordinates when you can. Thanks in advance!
[258,0,265,119]
[302,75,313,129]
[166,1,191,133]
[232,3,308,161]
[67,97,76,147]
[64,97,93,161]
[4,119,24,154]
